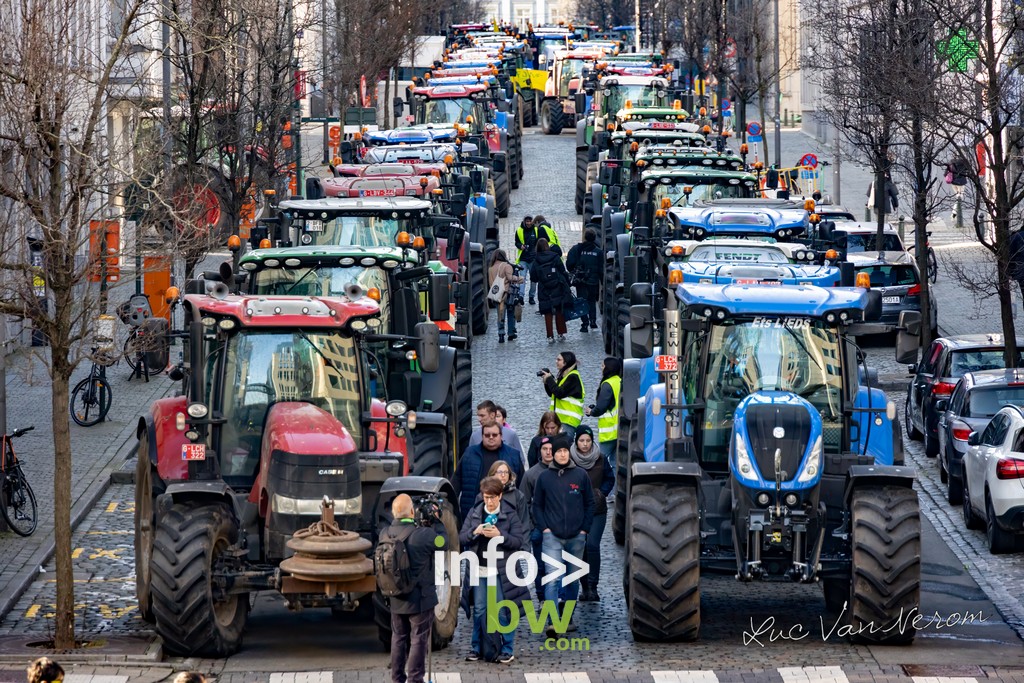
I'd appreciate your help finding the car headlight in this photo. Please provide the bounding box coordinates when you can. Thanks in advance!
[272,494,363,516]
[734,432,760,482]
[797,435,822,483]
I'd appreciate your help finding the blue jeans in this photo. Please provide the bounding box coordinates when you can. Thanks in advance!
[497,301,517,336]
[599,439,616,479]
[472,575,515,656]
[583,512,607,589]
[542,531,586,603]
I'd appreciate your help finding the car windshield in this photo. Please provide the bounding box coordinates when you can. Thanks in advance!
[967,386,1024,418]
[606,84,664,111]
[252,265,391,329]
[856,264,917,287]
[950,350,1018,377]
[700,318,844,465]
[420,98,475,125]
[302,216,409,248]
[654,180,753,206]
[688,245,788,263]
[841,233,903,252]
[217,330,362,484]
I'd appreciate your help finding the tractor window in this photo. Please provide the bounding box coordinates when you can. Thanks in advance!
[305,216,408,248]
[217,331,362,484]
[420,98,476,126]
[653,180,753,206]
[700,319,843,466]
[252,265,391,330]
[605,84,664,112]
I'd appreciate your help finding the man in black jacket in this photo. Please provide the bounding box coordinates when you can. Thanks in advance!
[384,494,442,683]
[532,435,594,635]
[566,228,603,332]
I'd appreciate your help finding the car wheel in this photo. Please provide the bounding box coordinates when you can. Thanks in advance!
[924,430,939,457]
[905,397,923,441]
[939,449,948,484]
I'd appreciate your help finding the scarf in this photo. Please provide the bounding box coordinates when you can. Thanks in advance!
[570,443,601,470]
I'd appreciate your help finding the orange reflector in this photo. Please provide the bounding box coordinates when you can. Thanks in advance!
[165,286,180,303]
[630,141,639,153]
[465,115,474,124]
[655,209,667,218]
[740,143,748,154]
[420,177,429,187]
[671,245,684,256]
[668,269,683,285]
[856,272,871,288]
[263,189,276,196]
[684,186,693,194]
[636,159,647,167]
[259,238,272,249]
[431,188,444,196]
[396,231,412,247]
[804,199,816,211]
[607,123,615,131]
[431,169,441,177]
[412,236,427,250]
[353,132,362,141]
[624,99,633,109]
[825,249,839,260]
[227,234,242,251]
[702,125,712,134]
[809,213,821,224]
[661,197,672,209]
[673,99,682,109]
[699,107,707,116]
[443,154,454,165]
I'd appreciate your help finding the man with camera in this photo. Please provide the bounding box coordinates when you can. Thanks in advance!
[379,494,444,683]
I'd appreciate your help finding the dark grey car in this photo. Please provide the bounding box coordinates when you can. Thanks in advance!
[936,369,1024,505]
[847,252,936,336]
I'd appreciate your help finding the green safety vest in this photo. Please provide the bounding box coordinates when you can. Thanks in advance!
[515,225,560,262]
[550,368,585,427]
[597,376,622,443]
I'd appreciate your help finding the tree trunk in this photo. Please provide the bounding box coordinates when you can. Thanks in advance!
[50,344,75,649]
[911,111,933,347]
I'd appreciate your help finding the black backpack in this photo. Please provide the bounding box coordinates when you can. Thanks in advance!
[375,524,417,597]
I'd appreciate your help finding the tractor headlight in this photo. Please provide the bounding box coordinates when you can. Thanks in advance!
[797,435,822,483]
[187,403,209,419]
[734,433,759,482]
[272,493,362,516]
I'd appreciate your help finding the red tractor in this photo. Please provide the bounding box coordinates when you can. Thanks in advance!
[134,288,462,656]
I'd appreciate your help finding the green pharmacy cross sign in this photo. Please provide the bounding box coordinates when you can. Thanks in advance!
[938,29,978,73]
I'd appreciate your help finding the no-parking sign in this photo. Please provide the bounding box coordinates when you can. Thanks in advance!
[799,153,819,169]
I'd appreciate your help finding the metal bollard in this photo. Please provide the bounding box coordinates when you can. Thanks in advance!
[898,215,905,243]
[955,196,963,229]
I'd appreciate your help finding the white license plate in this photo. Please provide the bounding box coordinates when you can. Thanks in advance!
[882,296,901,304]
[305,219,324,232]
[182,443,206,461]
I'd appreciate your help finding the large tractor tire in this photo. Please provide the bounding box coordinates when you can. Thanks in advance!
[493,170,510,218]
[374,499,461,650]
[151,502,248,657]
[516,130,525,180]
[540,100,564,135]
[575,148,589,214]
[612,412,638,545]
[134,429,159,624]
[613,297,630,358]
[470,252,488,335]
[409,426,448,478]
[627,483,701,642]
[848,486,921,644]
[440,350,473,468]
[508,133,521,190]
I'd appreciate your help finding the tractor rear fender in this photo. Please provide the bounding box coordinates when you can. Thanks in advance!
[136,416,166,493]
[630,461,702,490]
[158,481,234,511]
[148,396,190,482]
[376,475,458,530]
[616,232,632,272]
[621,358,643,420]
[843,465,916,506]
[421,347,457,411]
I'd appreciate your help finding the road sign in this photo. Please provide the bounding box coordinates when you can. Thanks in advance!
[748,134,763,143]
[722,99,732,112]
[723,38,737,59]
[747,121,762,137]
[799,153,819,169]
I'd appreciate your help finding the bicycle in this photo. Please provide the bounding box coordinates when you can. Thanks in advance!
[909,230,938,284]
[1,426,38,536]
[70,347,114,427]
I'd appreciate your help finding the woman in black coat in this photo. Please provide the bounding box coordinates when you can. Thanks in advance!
[530,238,571,343]
[458,476,530,662]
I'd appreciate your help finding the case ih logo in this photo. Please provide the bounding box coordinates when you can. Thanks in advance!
[318,469,344,476]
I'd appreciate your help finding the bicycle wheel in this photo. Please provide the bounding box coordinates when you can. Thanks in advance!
[70,376,113,427]
[1,467,38,536]
[124,334,139,372]
[928,248,938,283]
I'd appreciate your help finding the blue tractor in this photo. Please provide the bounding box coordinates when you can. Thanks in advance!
[620,282,920,644]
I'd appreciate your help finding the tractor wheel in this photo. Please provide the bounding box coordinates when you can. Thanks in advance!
[540,100,564,135]
[614,297,630,358]
[151,502,248,657]
[134,429,157,624]
[627,483,701,642]
[493,170,510,218]
[449,350,474,466]
[848,485,921,644]
[904,397,923,441]
[470,252,488,335]
[409,426,447,478]
[508,133,521,190]
[583,187,594,218]
[612,411,638,545]
[575,148,588,214]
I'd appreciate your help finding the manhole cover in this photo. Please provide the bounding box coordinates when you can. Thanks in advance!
[903,665,986,677]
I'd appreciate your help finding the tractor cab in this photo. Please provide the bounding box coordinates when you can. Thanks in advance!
[591,76,670,127]
[322,175,441,200]
[411,84,492,134]
[270,197,434,250]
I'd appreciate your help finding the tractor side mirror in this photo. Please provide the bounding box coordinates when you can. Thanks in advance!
[818,220,835,242]
[450,193,469,218]
[630,281,649,306]
[491,153,507,174]
[219,260,237,292]
[574,91,587,115]
[839,261,855,286]
[505,82,515,99]
[607,184,622,206]
[393,97,405,116]
[305,177,324,200]
[967,431,981,446]
[895,310,922,364]
[496,99,510,113]
[935,398,949,412]
[415,322,440,373]
[598,161,619,186]
[428,273,452,322]
[470,170,485,193]
[445,225,466,261]
[629,304,654,359]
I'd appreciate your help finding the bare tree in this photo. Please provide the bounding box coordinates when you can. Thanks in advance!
[573,0,633,28]
[0,0,146,649]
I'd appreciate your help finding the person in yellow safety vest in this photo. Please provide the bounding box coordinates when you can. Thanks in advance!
[586,357,622,472]
[540,351,584,441]
[515,215,561,305]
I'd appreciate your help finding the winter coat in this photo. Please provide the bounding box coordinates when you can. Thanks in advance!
[566,241,603,288]
[532,460,595,539]
[520,461,548,528]
[458,499,531,615]
[452,443,525,521]
[469,424,526,470]
[474,481,531,536]
[380,519,442,614]
[487,260,522,303]
[530,250,572,314]
[867,179,899,214]
[571,448,614,516]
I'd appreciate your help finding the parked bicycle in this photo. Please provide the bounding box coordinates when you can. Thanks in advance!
[1,426,38,536]
[70,347,114,427]
[909,230,938,284]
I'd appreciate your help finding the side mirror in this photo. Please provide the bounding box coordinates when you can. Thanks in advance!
[445,225,466,261]
[598,161,619,186]
[967,431,981,446]
[305,177,324,200]
[935,398,949,412]
[470,170,485,193]
[574,91,587,114]
[496,99,510,113]
[629,304,654,359]
[630,281,649,306]
[428,273,452,322]
[839,261,855,286]
[219,260,236,292]
[393,97,405,116]
[491,153,507,174]
[818,220,835,242]
[607,185,622,207]
[505,82,514,99]
[895,310,922,364]
[415,322,440,373]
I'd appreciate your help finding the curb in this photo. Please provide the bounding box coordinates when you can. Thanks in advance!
[0,638,163,664]
[0,430,139,621]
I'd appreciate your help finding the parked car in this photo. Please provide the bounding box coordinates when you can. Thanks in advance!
[906,334,1023,456]
[936,369,1024,505]
[962,405,1024,553]
[807,222,905,256]
[847,251,936,336]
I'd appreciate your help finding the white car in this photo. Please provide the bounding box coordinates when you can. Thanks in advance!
[962,405,1024,553]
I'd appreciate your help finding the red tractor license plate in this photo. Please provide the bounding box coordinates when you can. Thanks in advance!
[651,122,678,129]
[655,354,678,372]
[360,189,397,196]
[182,443,206,461]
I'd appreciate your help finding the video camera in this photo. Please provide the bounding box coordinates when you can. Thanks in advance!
[414,492,445,528]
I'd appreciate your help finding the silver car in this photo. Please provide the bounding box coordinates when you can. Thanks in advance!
[936,368,1024,505]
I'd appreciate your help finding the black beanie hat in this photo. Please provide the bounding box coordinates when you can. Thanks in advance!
[574,424,594,444]
[550,434,572,453]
